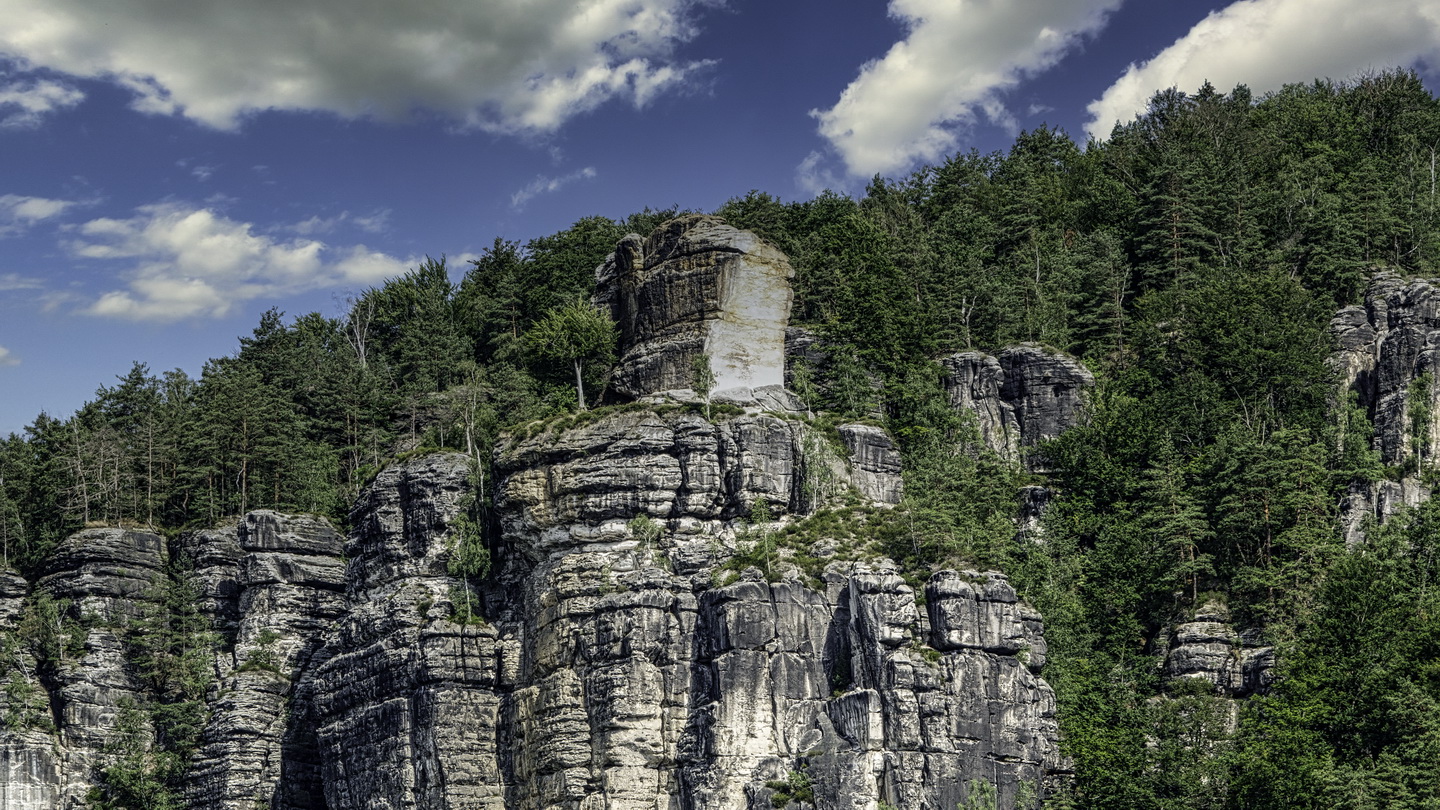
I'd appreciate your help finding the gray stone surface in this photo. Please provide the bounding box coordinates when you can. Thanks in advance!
[1161,602,1274,698]
[1331,271,1440,541]
[184,511,347,810]
[837,424,903,505]
[36,528,165,620]
[941,344,1094,472]
[25,529,165,808]
[596,215,796,405]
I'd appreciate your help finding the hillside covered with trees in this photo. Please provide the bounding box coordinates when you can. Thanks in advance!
[3,69,1440,808]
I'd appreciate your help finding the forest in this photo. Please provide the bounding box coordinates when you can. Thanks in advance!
[3,69,1440,808]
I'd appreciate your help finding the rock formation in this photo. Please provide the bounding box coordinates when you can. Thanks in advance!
[941,344,1094,472]
[1159,601,1273,699]
[0,218,1064,809]
[1331,271,1440,541]
[595,215,796,408]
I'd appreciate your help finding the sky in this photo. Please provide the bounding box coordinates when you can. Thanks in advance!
[2,0,1438,435]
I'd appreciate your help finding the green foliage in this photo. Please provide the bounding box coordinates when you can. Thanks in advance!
[126,560,218,760]
[3,670,52,732]
[627,514,664,548]
[446,490,491,625]
[525,298,619,411]
[236,628,283,675]
[957,779,997,810]
[766,766,814,808]
[88,699,181,810]
[17,591,85,674]
[691,352,717,418]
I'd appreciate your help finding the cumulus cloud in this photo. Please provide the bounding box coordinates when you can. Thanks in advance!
[812,0,1122,177]
[70,203,415,322]
[0,346,17,367]
[1086,0,1440,139]
[511,167,598,209]
[0,194,77,236]
[0,74,83,128]
[0,0,717,132]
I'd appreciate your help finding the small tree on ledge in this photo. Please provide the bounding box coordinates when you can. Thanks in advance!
[527,299,618,411]
[691,351,717,419]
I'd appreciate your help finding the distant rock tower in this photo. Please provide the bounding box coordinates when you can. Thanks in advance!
[593,215,795,407]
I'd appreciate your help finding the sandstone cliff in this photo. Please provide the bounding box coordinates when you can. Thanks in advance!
[0,217,1066,809]
[1332,271,1440,541]
[940,344,1094,473]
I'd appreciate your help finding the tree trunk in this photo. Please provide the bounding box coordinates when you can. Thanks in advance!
[574,359,587,411]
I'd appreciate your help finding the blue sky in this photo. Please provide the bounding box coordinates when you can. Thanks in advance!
[2,0,1438,435]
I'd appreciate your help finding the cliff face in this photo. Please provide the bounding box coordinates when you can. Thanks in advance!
[940,345,1094,473]
[594,215,796,407]
[0,436,1056,809]
[0,218,1065,809]
[1332,271,1440,541]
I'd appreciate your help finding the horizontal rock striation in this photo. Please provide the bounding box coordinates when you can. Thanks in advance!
[941,344,1094,472]
[1332,271,1440,541]
[595,216,795,406]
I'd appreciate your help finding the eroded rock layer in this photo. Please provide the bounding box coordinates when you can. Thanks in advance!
[595,215,796,405]
[1332,271,1440,541]
[940,344,1094,472]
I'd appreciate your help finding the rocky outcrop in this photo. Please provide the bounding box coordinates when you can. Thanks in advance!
[837,424,903,505]
[941,344,1094,471]
[1331,271,1440,541]
[1330,271,1440,466]
[0,421,1053,810]
[0,569,59,810]
[46,530,165,806]
[0,220,1068,810]
[310,452,505,810]
[176,524,243,636]
[184,511,347,810]
[595,216,796,406]
[1160,602,1273,699]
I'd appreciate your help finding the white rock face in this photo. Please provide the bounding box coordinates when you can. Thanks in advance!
[594,215,795,405]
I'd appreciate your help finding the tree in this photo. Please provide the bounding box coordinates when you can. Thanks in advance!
[525,299,617,411]
[691,351,716,418]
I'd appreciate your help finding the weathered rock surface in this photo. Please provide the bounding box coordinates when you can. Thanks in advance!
[176,524,244,636]
[941,344,1094,471]
[0,529,168,809]
[1330,271,1440,466]
[184,511,347,810]
[837,424,903,505]
[0,569,60,810]
[595,216,796,405]
[1161,602,1273,699]
[311,452,506,810]
[1331,271,1440,540]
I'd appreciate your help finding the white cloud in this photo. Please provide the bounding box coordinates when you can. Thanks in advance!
[1086,0,1440,140]
[71,203,415,322]
[0,346,17,366]
[812,0,1122,177]
[795,151,844,196]
[289,209,391,237]
[0,272,43,291]
[511,167,598,209]
[0,0,717,133]
[0,74,83,128]
[0,194,77,236]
